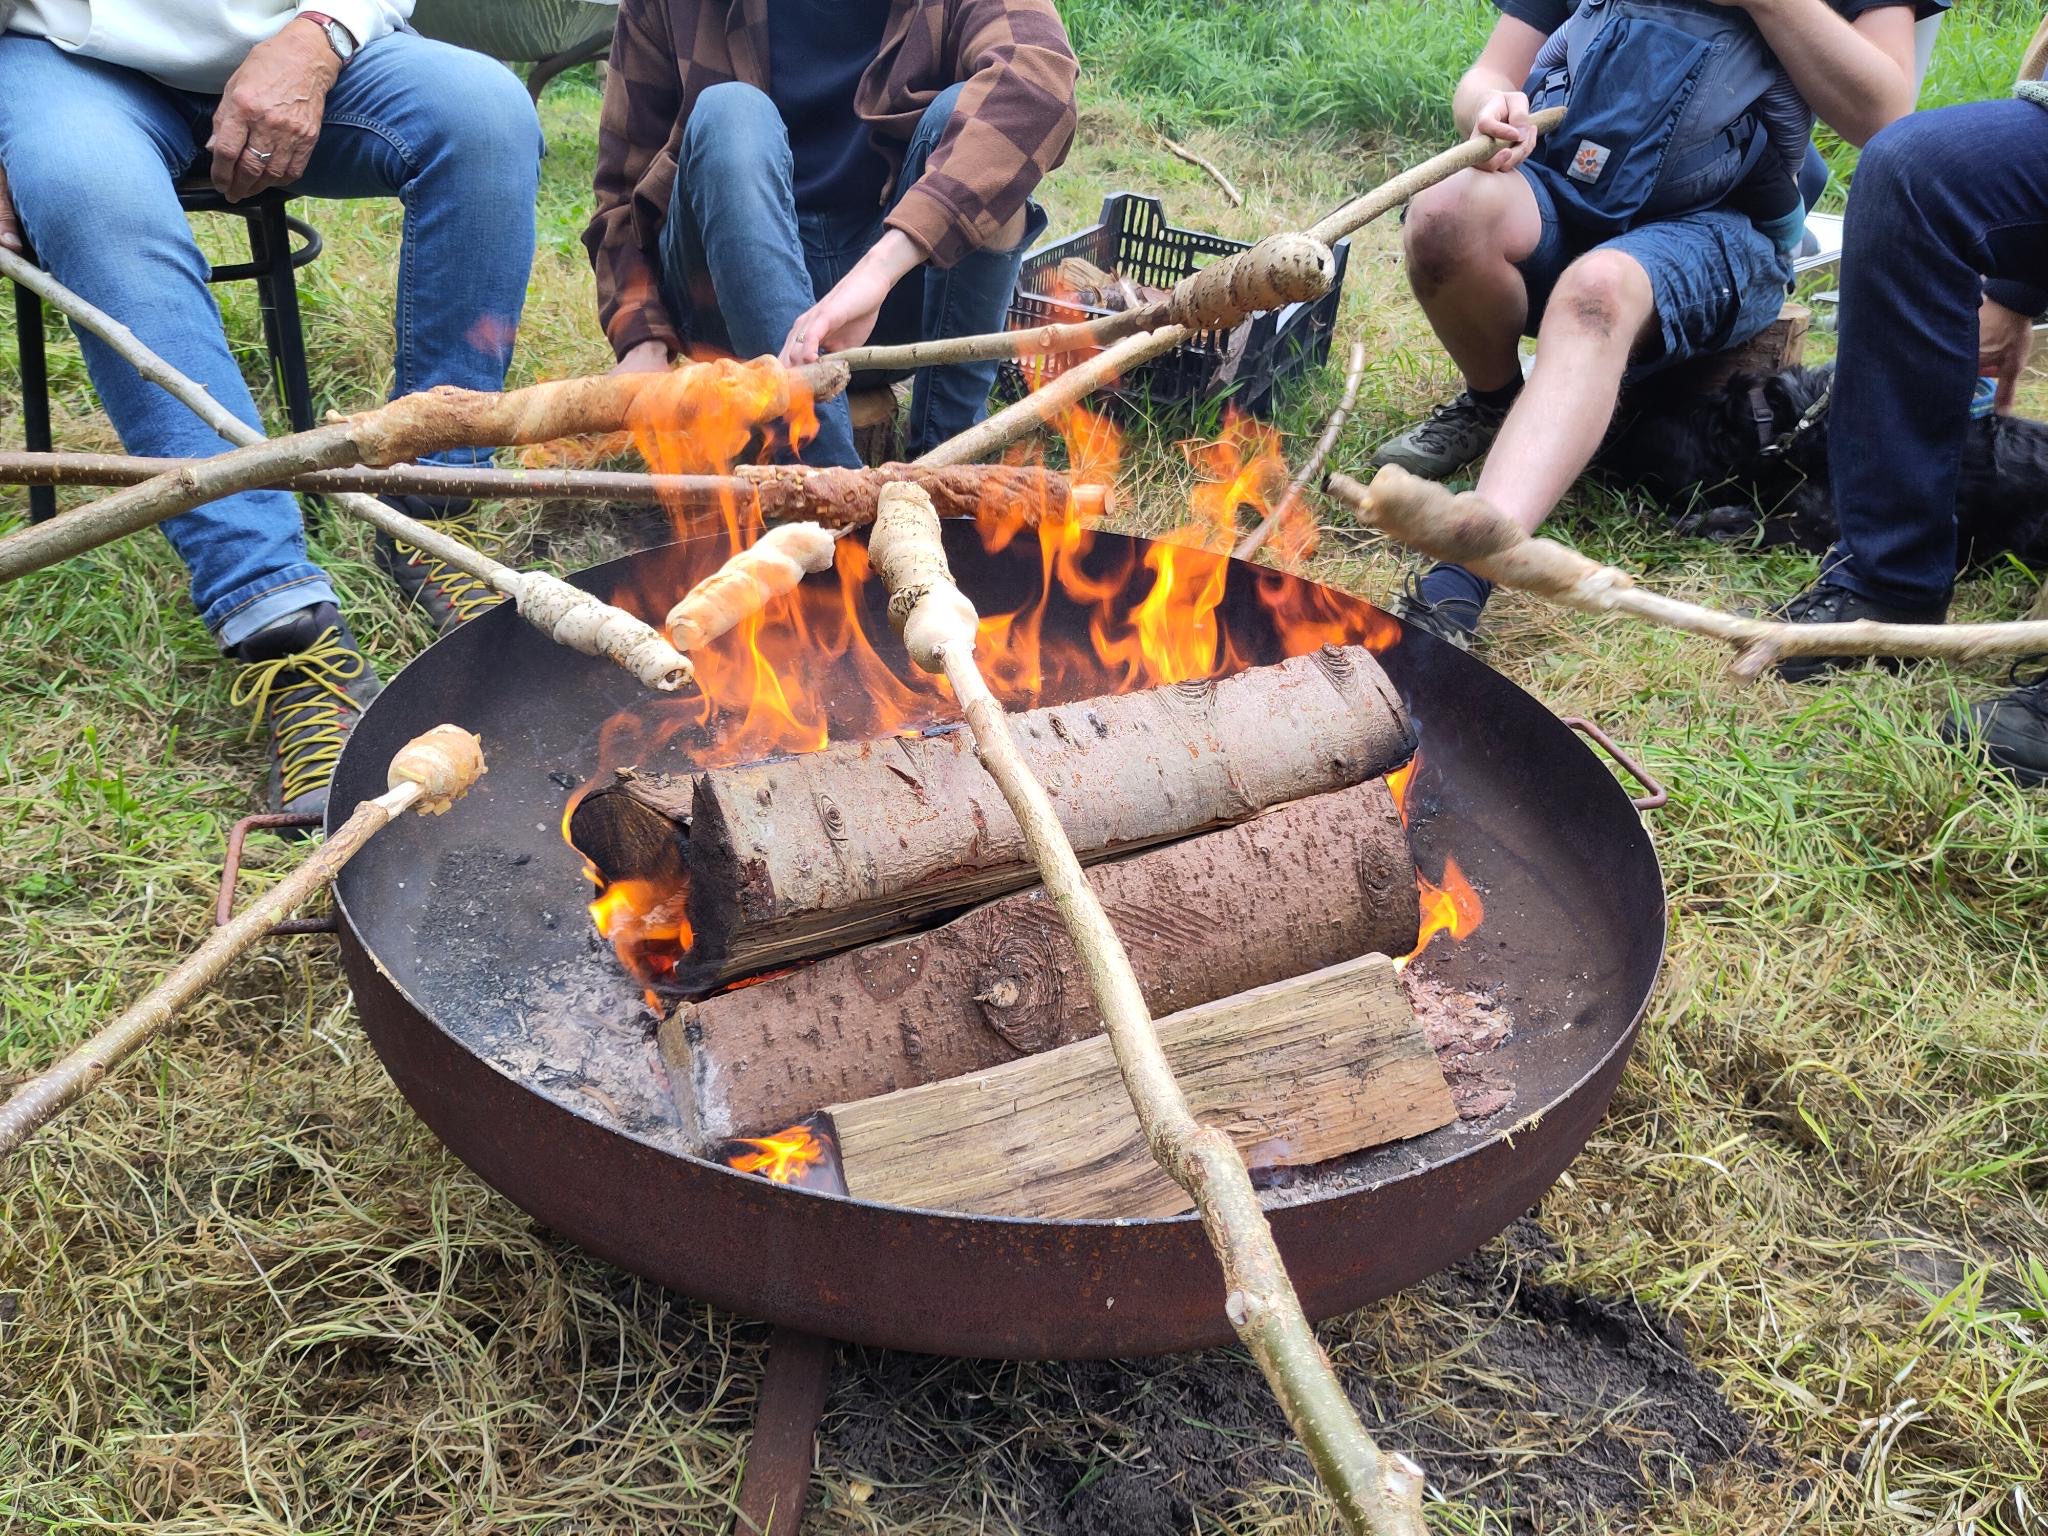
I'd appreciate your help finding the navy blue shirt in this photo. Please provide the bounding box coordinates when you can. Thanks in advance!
[768,0,894,213]
[1496,0,1947,28]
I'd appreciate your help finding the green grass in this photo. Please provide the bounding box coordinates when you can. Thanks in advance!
[3,11,2046,1536]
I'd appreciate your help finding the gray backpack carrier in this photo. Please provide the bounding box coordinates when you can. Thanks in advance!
[1525,0,1812,235]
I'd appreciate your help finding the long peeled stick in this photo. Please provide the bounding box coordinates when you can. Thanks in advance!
[865,481,1427,1536]
[1331,466,2048,677]
[0,725,487,1162]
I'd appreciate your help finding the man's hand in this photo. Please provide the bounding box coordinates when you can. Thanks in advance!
[0,162,21,253]
[207,19,342,202]
[610,339,674,375]
[1472,90,1536,174]
[1979,296,2037,416]
[780,229,925,365]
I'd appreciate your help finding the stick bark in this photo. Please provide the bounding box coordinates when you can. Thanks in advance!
[866,480,1427,1536]
[1237,341,1367,562]
[0,452,1102,523]
[0,726,486,1162]
[1330,466,2048,677]
[1161,134,1244,207]
[1305,108,1566,248]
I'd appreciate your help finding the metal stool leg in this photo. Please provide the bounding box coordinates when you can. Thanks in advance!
[248,202,317,434]
[14,278,57,524]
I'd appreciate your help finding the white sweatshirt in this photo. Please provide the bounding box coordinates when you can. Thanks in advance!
[4,0,414,92]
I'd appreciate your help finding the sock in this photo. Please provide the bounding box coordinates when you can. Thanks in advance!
[1417,562,1492,631]
[1470,377,1523,416]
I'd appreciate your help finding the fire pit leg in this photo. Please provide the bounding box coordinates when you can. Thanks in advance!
[733,1328,837,1536]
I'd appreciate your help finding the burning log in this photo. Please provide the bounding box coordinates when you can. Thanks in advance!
[568,644,1415,989]
[825,953,1453,1220]
[660,780,1420,1145]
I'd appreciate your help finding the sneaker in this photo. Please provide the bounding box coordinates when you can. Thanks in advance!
[1389,569,1480,651]
[228,602,383,821]
[1942,665,2048,788]
[1371,390,1513,480]
[1769,575,1948,684]
[373,495,506,635]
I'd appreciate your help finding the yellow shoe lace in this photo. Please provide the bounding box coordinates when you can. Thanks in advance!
[395,526,509,624]
[229,626,368,807]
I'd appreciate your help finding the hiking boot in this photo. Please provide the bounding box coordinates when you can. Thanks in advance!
[1942,666,2048,788]
[229,602,383,822]
[1769,575,1947,684]
[373,495,506,635]
[1389,568,1481,651]
[1371,390,1513,480]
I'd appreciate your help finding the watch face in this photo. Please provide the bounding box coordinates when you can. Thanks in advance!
[324,20,357,59]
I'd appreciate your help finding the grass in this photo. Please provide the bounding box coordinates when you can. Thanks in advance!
[3,9,2046,1535]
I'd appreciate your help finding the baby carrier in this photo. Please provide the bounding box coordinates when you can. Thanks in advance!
[1525,0,1812,241]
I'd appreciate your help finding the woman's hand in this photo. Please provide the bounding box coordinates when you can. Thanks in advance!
[780,229,924,365]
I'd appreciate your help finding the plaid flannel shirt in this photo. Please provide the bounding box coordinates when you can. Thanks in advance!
[586,0,1078,359]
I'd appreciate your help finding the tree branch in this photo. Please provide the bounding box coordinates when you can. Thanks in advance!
[867,481,1428,1536]
[1328,466,2048,678]
[1236,341,1366,563]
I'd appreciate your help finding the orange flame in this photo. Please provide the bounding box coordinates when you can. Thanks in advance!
[1385,755,1486,965]
[726,1124,827,1184]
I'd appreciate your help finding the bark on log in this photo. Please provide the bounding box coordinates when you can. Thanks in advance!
[826,953,1453,1220]
[569,644,1415,989]
[660,780,1420,1144]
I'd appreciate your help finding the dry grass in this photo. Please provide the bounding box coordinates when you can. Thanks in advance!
[3,41,2045,1536]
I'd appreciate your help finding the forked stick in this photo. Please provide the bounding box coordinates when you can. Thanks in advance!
[866,481,1427,1536]
[1329,467,2048,677]
[1236,341,1366,563]
[0,725,487,1163]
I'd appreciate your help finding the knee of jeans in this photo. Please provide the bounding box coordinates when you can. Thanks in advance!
[685,82,788,168]
[910,81,968,151]
[427,57,543,186]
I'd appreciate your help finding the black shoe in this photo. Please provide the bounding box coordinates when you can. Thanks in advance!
[1389,569,1481,651]
[1942,666,2048,788]
[229,602,383,822]
[1371,390,1514,480]
[373,495,506,635]
[1769,576,1948,684]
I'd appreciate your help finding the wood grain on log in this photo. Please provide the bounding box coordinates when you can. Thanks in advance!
[658,780,1418,1145]
[569,644,1415,990]
[825,953,1452,1219]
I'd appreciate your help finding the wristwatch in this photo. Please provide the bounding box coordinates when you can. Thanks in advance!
[300,10,358,65]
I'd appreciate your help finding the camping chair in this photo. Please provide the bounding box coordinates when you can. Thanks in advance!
[408,0,619,101]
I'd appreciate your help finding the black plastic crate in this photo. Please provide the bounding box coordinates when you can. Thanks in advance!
[1001,192,1351,420]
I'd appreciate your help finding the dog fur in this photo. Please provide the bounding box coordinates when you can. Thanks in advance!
[1599,361,2048,568]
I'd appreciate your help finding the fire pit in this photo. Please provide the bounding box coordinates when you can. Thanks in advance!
[323,489,1665,1524]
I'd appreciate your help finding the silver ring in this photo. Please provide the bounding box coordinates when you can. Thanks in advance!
[251,148,275,162]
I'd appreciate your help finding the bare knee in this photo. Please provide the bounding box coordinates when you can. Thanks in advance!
[1546,251,1653,345]
[1403,171,1506,299]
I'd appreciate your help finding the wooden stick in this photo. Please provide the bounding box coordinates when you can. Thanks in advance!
[866,481,1427,1536]
[0,451,1104,522]
[1328,466,2048,678]
[1305,107,1566,248]
[1161,133,1244,207]
[0,726,487,1162]
[1237,341,1367,563]
[827,232,1333,376]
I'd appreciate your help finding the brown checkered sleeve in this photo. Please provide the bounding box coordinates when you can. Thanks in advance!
[882,0,1077,270]
[585,0,687,360]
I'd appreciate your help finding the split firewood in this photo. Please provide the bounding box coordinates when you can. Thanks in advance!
[0,453,1109,526]
[827,953,1454,1220]
[863,479,1427,1536]
[570,645,1415,989]
[910,111,1569,470]
[0,725,486,1162]
[1329,466,2048,676]
[1236,340,1367,563]
[661,780,1420,1145]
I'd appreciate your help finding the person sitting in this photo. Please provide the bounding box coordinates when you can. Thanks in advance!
[584,0,1077,469]
[1769,33,2048,788]
[1369,0,1942,648]
[0,3,543,816]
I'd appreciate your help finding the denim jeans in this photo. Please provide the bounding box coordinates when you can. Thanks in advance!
[1828,99,2048,610]
[659,79,1044,468]
[0,31,541,646]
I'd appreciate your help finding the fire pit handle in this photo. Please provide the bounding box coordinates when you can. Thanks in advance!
[1562,718,1667,812]
[216,813,340,936]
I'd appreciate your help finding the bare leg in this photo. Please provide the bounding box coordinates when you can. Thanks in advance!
[1401,168,1546,393]
[1477,248,1657,532]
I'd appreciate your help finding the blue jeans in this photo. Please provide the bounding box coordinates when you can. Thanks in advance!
[0,32,541,646]
[1827,100,2048,611]
[659,80,1044,468]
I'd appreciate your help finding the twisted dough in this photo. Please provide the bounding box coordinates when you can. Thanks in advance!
[869,481,979,672]
[388,724,488,814]
[663,522,839,650]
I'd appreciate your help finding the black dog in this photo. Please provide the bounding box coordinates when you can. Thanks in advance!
[1599,360,2048,568]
